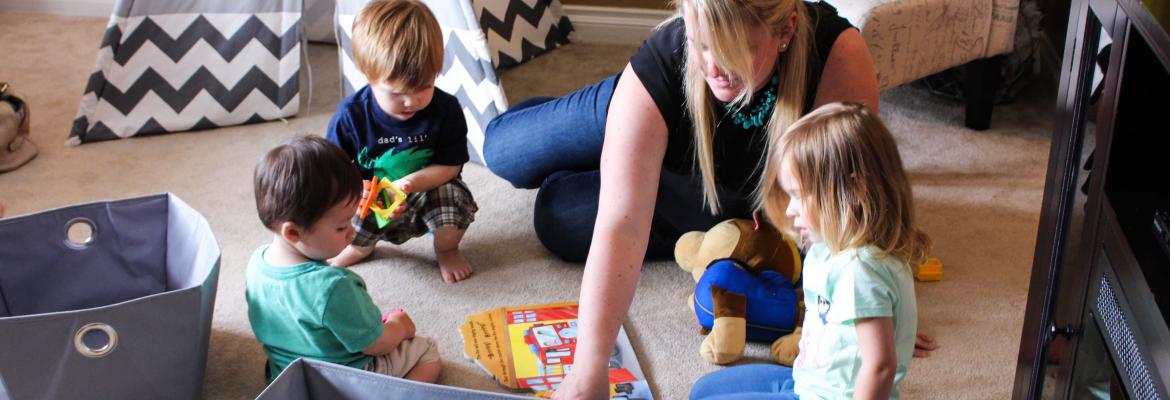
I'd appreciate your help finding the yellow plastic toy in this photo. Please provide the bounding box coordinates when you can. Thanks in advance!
[357,176,406,228]
[915,257,943,282]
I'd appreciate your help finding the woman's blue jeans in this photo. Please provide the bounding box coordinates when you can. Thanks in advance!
[690,364,799,400]
[483,74,753,262]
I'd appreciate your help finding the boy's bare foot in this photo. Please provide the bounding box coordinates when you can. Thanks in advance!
[329,244,375,267]
[435,248,473,283]
[432,226,472,283]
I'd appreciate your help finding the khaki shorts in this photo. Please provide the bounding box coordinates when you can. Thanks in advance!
[362,336,441,378]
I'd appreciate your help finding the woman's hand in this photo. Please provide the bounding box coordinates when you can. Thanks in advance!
[551,367,610,400]
[557,64,667,400]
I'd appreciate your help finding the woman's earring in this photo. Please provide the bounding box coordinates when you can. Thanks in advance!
[780,43,789,51]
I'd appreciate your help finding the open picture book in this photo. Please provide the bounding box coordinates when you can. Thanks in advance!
[459,302,653,399]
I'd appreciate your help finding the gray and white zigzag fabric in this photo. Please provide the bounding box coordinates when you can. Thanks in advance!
[336,0,508,166]
[69,0,302,145]
[474,0,572,69]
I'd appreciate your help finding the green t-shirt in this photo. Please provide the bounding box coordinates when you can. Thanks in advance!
[245,245,383,380]
[792,243,918,399]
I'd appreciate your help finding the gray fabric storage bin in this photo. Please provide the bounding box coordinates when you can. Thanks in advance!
[0,193,220,400]
[259,358,533,399]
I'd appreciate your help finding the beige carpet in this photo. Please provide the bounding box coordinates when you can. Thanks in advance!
[0,13,1053,399]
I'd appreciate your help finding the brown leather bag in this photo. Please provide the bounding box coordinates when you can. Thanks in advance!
[0,82,38,173]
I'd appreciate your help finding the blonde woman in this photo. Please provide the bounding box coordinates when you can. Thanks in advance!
[692,102,929,399]
[483,1,927,398]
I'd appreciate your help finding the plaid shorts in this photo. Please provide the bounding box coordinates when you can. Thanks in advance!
[351,177,477,246]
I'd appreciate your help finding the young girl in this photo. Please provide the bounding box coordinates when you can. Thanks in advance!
[690,102,931,399]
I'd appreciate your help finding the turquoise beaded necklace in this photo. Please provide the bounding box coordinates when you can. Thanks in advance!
[725,74,779,130]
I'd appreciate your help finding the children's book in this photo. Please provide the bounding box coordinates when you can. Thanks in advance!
[459,302,653,399]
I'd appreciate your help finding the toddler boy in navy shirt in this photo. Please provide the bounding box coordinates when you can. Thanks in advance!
[326,0,477,283]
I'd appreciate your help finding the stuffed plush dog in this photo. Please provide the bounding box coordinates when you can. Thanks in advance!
[675,218,805,365]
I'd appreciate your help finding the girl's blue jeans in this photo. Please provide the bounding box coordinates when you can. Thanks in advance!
[482,74,754,262]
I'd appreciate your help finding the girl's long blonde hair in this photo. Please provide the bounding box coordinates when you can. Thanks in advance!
[676,0,810,213]
[760,102,931,265]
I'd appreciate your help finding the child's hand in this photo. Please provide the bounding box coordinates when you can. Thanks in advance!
[383,181,411,218]
[384,179,411,218]
[382,307,405,323]
[356,180,372,216]
[362,308,416,356]
[390,198,408,218]
[394,178,414,193]
[383,310,416,339]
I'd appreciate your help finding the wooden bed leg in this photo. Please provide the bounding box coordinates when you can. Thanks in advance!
[964,55,1004,131]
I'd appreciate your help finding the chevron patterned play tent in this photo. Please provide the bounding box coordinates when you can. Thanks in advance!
[468,0,573,68]
[68,0,302,146]
[70,0,572,165]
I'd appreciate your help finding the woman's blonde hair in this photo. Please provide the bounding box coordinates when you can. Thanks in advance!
[675,0,810,213]
[352,0,443,90]
[760,102,931,265]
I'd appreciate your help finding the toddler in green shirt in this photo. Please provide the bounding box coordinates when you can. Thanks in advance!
[247,135,441,382]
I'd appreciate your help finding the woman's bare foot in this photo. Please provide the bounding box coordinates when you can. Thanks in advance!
[328,244,375,267]
[435,248,473,283]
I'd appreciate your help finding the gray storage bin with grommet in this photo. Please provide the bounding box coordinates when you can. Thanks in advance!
[0,193,220,399]
[258,358,534,400]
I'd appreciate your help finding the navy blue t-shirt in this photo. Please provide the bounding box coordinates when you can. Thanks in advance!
[326,86,469,180]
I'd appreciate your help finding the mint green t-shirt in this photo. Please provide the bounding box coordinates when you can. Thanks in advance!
[245,245,383,380]
[792,243,918,399]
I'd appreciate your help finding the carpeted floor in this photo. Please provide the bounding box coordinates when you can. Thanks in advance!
[0,13,1054,399]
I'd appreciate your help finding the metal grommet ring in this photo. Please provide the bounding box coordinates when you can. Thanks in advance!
[63,217,97,250]
[74,323,118,358]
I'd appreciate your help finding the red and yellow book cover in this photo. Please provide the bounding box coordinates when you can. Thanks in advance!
[460,302,653,399]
